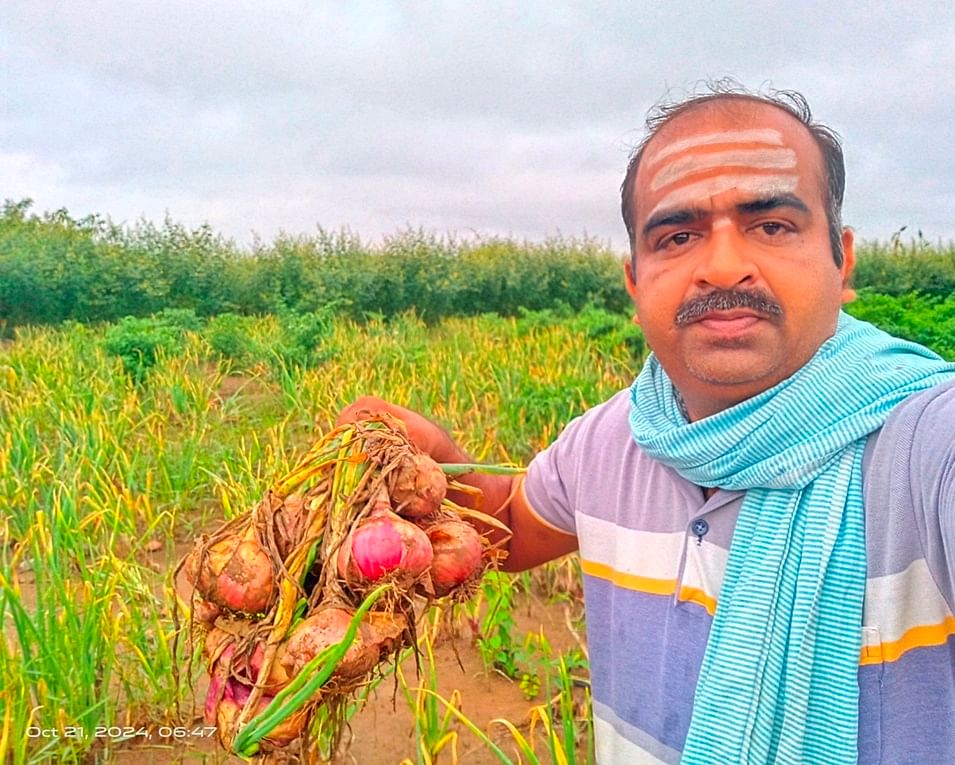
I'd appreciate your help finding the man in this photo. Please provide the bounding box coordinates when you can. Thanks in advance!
[339,86,955,764]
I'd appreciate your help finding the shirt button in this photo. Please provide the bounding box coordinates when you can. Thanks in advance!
[691,519,709,537]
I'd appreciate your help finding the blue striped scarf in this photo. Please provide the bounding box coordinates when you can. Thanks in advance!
[628,312,955,764]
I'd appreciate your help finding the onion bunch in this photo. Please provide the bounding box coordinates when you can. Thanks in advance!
[174,415,514,759]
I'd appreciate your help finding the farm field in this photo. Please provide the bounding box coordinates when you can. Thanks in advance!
[1,309,637,764]
[2,208,955,763]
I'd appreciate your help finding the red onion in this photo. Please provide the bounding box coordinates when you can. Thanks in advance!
[205,642,306,748]
[260,703,309,749]
[249,641,292,692]
[274,493,307,559]
[337,509,433,587]
[204,644,235,723]
[365,611,409,655]
[281,607,380,680]
[212,686,307,749]
[187,532,276,615]
[426,520,484,597]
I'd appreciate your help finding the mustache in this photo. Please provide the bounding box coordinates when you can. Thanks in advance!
[674,289,783,326]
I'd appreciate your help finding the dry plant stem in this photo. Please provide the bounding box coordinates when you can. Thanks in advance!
[255,494,297,597]
[176,428,364,744]
[315,432,370,602]
[317,421,422,598]
[564,605,588,662]
[236,641,279,731]
[248,497,342,726]
[169,574,185,723]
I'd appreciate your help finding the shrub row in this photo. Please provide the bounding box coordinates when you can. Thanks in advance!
[2,199,953,330]
[0,200,626,329]
[844,289,955,360]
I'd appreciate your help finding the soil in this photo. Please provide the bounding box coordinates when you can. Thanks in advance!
[108,589,588,765]
[216,374,274,405]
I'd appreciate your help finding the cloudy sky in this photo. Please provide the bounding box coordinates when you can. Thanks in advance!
[2,1,953,252]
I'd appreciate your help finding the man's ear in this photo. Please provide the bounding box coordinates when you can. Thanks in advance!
[624,256,641,325]
[839,228,857,304]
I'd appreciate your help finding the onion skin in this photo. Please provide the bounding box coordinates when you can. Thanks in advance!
[365,611,409,656]
[212,679,308,749]
[259,702,309,749]
[191,596,222,625]
[205,644,235,723]
[337,509,434,587]
[175,563,222,625]
[389,453,448,518]
[206,642,306,749]
[203,628,233,663]
[281,607,380,680]
[186,532,276,615]
[426,520,484,597]
[249,641,293,692]
[343,514,403,580]
[215,696,241,745]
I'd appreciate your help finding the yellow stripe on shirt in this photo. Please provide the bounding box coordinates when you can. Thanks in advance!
[580,558,678,597]
[859,614,955,665]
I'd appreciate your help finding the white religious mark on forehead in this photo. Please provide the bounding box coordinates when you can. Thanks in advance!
[650,148,797,191]
[647,174,799,220]
[644,128,786,167]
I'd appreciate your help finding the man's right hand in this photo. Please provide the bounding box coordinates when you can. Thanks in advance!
[335,396,460,463]
[335,396,579,571]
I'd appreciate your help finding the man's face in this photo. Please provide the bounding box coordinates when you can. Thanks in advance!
[624,101,856,420]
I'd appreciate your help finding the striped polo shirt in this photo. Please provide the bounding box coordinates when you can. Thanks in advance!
[523,380,955,764]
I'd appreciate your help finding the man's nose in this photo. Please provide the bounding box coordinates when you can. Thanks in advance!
[692,223,758,289]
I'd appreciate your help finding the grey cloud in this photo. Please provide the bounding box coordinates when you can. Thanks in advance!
[2,0,953,247]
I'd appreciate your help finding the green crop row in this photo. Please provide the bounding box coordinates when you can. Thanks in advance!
[3,199,955,331]
[0,287,951,762]
[81,292,955,398]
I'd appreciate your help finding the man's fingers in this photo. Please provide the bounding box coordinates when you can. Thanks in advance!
[335,396,393,426]
[336,396,446,457]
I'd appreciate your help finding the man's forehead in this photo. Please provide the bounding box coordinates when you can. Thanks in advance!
[641,100,818,171]
[634,101,824,221]
[644,127,788,168]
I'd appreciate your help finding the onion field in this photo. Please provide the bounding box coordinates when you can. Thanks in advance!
[0,309,638,764]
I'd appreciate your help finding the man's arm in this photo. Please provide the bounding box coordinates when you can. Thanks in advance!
[336,396,578,572]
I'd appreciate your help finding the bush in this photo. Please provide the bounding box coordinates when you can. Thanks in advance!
[269,307,339,370]
[846,289,955,359]
[154,307,204,333]
[101,316,185,382]
[205,312,259,366]
[853,239,955,299]
[569,305,645,362]
[3,200,954,328]
[515,304,645,363]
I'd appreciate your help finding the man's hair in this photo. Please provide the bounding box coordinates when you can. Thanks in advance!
[621,80,846,266]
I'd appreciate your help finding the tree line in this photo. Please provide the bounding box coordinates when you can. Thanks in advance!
[2,199,953,331]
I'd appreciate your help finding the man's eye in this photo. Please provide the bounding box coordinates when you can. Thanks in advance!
[663,231,694,247]
[758,222,788,236]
